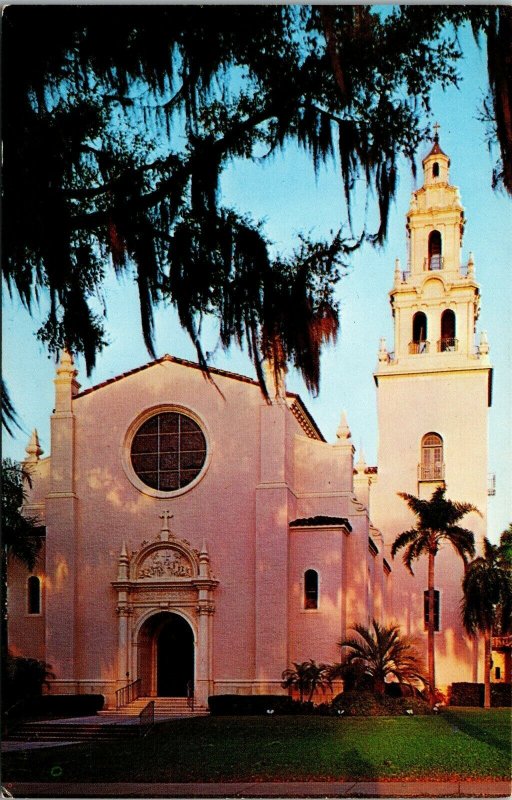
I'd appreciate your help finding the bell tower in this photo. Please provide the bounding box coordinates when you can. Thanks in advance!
[369,131,492,688]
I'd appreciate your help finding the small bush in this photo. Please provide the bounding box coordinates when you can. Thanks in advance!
[332,690,432,716]
[450,682,511,707]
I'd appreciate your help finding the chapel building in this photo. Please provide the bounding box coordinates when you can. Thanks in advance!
[8,138,495,709]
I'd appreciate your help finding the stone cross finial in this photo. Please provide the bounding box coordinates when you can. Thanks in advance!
[159,510,173,541]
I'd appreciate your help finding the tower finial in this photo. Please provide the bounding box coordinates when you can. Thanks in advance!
[25,429,43,462]
[336,410,351,441]
[433,121,440,143]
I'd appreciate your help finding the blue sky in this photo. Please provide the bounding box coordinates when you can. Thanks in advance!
[2,23,510,537]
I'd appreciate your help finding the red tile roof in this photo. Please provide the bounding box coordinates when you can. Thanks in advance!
[289,516,352,531]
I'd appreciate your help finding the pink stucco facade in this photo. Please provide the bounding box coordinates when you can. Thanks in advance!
[8,140,496,706]
[11,354,379,708]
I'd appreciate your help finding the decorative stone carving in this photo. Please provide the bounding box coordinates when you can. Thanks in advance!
[196,601,216,615]
[137,548,193,579]
[116,606,133,616]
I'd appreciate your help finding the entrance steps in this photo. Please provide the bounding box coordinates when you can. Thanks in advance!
[99,696,209,718]
[6,720,141,743]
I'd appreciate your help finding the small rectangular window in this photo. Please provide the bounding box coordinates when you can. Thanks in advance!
[495,666,501,680]
[423,589,440,631]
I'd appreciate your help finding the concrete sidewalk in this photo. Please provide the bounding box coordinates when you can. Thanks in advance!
[3,781,511,798]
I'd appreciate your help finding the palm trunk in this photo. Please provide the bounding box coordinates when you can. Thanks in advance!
[484,628,492,709]
[1,548,8,656]
[427,549,436,705]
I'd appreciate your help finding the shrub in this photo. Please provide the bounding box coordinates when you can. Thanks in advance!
[332,690,432,716]
[491,683,512,706]
[2,655,54,709]
[332,691,383,716]
[450,682,511,707]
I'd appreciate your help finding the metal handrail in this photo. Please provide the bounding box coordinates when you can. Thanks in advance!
[186,680,195,712]
[424,255,444,271]
[409,340,430,354]
[418,463,445,481]
[437,337,458,352]
[116,677,141,709]
[139,700,155,736]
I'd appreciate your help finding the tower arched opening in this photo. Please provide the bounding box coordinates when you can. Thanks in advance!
[428,230,442,271]
[439,309,457,352]
[410,311,428,354]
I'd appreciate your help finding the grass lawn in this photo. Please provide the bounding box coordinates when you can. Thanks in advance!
[3,708,511,784]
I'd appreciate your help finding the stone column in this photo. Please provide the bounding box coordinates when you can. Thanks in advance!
[116,607,130,683]
[196,599,214,707]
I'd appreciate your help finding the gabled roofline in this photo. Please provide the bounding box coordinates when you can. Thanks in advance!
[75,353,325,441]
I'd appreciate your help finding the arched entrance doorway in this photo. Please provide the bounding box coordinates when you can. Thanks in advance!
[157,614,194,696]
[138,611,194,697]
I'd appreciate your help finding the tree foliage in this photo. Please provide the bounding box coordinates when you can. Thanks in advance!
[2,6,510,396]
[337,619,427,695]
[462,527,512,638]
[1,459,44,653]
[392,486,478,702]
[2,459,43,572]
[461,527,512,708]
[392,487,478,574]
[281,659,332,703]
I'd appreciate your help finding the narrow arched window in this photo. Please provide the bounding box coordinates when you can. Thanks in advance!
[421,433,444,481]
[428,230,442,270]
[439,309,457,352]
[432,162,440,178]
[304,570,318,609]
[410,311,428,353]
[27,576,41,615]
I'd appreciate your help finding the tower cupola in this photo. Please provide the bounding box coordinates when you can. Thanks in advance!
[376,129,490,373]
[422,124,450,186]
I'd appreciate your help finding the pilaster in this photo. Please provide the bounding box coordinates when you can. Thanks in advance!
[255,401,290,686]
[45,350,80,678]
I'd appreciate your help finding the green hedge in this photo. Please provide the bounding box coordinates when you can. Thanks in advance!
[208,694,301,715]
[6,694,105,721]
[450,682,512,707]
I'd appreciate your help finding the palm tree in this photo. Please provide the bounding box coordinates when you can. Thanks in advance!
[392,486,478,704]
[1,459,43,653]
[337,619,427,695]
[281,659,332,703]
[461,527,512,709]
